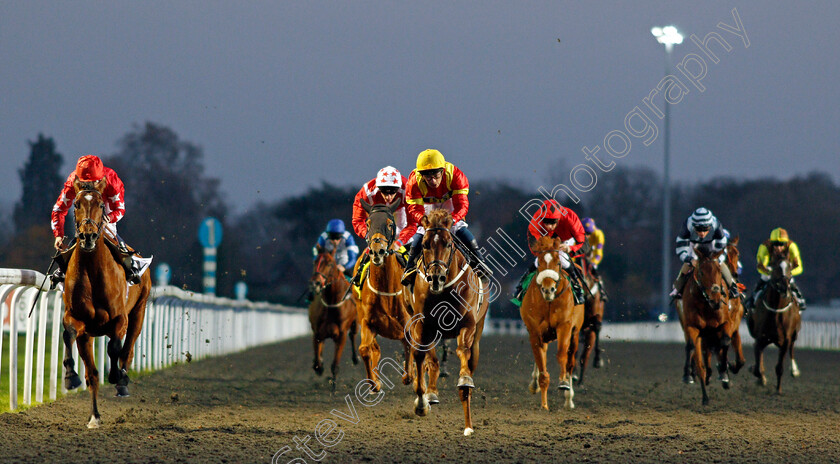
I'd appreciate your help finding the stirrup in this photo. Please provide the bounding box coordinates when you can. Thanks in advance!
[49,270,65,290]
[400,267,416,286]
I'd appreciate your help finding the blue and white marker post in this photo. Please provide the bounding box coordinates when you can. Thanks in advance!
[155,263,171,287]
[198,217,223,295]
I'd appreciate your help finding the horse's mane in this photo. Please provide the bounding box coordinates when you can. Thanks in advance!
[426,209,452,228]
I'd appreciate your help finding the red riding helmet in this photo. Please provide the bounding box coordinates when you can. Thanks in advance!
[75,155,105,181]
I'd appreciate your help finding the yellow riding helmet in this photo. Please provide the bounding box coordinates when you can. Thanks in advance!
[416,149,446,171]
[770,227,789,242]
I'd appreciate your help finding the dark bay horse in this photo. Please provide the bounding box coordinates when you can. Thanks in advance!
[354,200,416,390]
[676,246,744,405]
[575,255,605,387]
[747,243,801,393]
[62,179,151,428]
[679,239,746,385]
[407,209,488,436]
[520,236,585,410]
[308,246,358,390]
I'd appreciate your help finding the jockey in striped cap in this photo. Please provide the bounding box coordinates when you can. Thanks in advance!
[670,207,740,300]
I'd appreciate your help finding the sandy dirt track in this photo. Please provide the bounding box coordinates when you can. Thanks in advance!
[1,334,838,463]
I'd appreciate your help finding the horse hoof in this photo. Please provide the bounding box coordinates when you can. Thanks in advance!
[115,385,130,397]
[313,364,324,376]
[457,376,474,389]
[595,358,605,368]
[414,397,430,416]
[682,375,694,385]
[425,393,440,405]
[65,375,83,390]
[439,369,449,378]
[702,397,709,406]
[571,374,579,382]
[402,375,413,386]
[87,416,102,429]
[721,379,731,390]
[352,356,359,366]
[528,380,538,394]
[464,427,474,436]
[558,380,571,391]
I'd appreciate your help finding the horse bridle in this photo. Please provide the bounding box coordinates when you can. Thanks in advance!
[692,261,726,309]
[365,206,398,254]
[74,189,107,243]
[421,227,456,278]
[761,258,794,311]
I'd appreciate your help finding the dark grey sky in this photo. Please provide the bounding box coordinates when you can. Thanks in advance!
[2,2,839,213]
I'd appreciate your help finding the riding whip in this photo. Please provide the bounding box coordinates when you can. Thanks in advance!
[28,249,61,318]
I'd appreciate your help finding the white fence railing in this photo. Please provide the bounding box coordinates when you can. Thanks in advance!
[485,318,840,350]
[0,268,308,412]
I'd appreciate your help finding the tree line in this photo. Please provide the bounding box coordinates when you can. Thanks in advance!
[2,123,837,321]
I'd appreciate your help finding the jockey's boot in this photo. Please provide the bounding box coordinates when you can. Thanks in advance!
[791,282,807,310]
[749,280,767,310]
[720,264,739,299]
[49,246,72,290]
[670,263,692,301]
[455,228,493,279]
[117,239,141,285]
[510,264,537,306]
[400,240,423,286]
[598,276,609,303]
[567,266,587,306]
[351,252,369,287]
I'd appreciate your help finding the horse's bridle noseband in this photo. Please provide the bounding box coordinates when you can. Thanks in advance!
[421,227,456,277]
[692,261,726,309]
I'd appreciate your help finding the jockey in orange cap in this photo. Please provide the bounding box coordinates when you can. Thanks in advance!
[50,155,142,286]
[349,166,418,286]
[511,199,588,306]
[401,149,491,285]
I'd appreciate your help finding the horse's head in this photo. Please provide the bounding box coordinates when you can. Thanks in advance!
[72,178,107,252]
[310,245,338,296]
[532,236,563,302]
[725,236,740,276]
[420,210,456,294]
[768,243,792,293]
[362,200,400,266]
[693,249,727,310]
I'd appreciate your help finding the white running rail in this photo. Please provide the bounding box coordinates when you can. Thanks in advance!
[0,268,308,412]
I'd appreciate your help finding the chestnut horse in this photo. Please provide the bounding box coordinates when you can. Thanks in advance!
[575,256,605,387]
[679,238,746,385]
[62,179,151,428]
[676,245,744,405]
[353,200,416,391]
[746,243,801,393]
[407,209,488,436]
[521,236,585,410]
[308,247,358,390]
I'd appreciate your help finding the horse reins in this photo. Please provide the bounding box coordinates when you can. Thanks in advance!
[311,254,350,307]
[421,227,457,278]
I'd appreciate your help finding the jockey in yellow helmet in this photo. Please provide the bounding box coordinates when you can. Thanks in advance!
[400,149,491,284]
[582,217,609,302]
[750,227,806,310]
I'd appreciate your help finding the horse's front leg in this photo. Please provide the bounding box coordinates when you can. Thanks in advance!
[576,326,594,386]
[312,336,325,376]
[682,341,695,384]
[456,326,476,436]
[529,336,550,410]
[555,324,575,409]
[751,339,768,386]
[687,327,709,405]
[412,344,429,416]
[76,334,101,428]
[357,318,381,390]
[401,340,415,386]
[424,346,440,405]
[775,340,788,394]
[349,320,359,366]
[729,328,746,374]
[61,322,82,390]
[330,328,350,392]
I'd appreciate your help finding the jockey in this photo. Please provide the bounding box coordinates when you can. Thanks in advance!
[511,199,588,306]
[400,149,491,285]
[750,227,806,310]
[349,166,418,285]
[670,207,739,300]
[582,217,609,302]
[312,219,359,278]
[51,155,141,286]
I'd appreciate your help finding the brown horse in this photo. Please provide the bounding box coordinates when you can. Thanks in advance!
[747,243,801,393]
[308,246,358,390]
[406,209,488,436]
[679,238,746,385]
[575,256,605,387]
[353,200,416,391]
[676,245,744,405]
[61,179,151,428]
[521,236,585,410]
